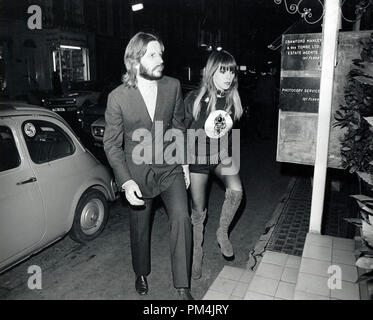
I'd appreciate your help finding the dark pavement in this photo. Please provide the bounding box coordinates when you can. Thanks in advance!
[0,134,292,300]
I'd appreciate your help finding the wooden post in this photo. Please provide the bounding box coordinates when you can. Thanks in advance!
[309,0,341,234]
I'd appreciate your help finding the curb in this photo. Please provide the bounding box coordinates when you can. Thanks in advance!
[246,177,297,271]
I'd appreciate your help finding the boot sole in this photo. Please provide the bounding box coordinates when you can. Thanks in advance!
[217,243,235,261]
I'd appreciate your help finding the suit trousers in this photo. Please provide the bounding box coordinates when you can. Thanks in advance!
[129,173,192,288]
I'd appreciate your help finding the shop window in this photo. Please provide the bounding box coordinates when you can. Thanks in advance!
[53,46,90,85]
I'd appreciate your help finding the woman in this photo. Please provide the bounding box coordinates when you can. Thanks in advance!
[184,50,243,280]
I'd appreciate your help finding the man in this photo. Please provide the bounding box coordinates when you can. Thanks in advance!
[103,32,193,300]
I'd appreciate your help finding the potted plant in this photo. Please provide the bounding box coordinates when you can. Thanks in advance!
[334,32,373,283]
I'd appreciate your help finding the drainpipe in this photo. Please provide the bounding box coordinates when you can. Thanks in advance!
[309,0,341,234]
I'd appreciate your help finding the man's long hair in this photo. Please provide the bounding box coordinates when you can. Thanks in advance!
[192,50,243,120]
[122,32,164,88]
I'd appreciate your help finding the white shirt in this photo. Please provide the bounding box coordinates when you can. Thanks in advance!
[137,76,157,121]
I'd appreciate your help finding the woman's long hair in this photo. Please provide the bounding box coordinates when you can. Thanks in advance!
[122,32,164,88]
[192,50,243,120]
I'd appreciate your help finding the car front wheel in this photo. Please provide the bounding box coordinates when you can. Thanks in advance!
[69,189,109,243]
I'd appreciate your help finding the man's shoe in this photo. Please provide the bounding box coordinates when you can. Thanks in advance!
[177,288,194,300]
[135,276,148,295]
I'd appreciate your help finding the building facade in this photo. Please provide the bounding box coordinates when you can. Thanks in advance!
[0,0,100,100]
[0,0,250,100]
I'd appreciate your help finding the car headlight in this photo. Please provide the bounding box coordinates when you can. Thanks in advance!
[92,126,105,137]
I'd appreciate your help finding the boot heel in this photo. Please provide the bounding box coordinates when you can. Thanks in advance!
[217,241,235,261]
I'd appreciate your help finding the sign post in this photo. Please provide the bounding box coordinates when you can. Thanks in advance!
[309,0,341,234]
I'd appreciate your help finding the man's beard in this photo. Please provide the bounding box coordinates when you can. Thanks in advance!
[139,63,164,80]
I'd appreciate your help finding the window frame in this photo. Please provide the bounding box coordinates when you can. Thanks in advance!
[0,125,21,172]
[21,119,76,165]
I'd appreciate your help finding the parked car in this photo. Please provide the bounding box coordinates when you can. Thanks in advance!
[42,81,102,129]
[77,83,119,134]
[90,82,199,146]
[0,102,117,273]
[91,116,106,147]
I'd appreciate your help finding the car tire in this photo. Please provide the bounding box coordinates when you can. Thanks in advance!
[69,189,109,243]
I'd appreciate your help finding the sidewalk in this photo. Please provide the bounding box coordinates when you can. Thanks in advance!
[202,173,372,300]
[203,234,360,300]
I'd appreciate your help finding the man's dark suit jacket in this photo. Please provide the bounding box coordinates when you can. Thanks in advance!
[103,76,186,198]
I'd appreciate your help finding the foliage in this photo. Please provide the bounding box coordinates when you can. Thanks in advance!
[349,194,373,281]
[334,33,373,174]
[334,32,373,283]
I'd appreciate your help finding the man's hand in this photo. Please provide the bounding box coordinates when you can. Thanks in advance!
[182,165,190,189]
[122,180,145,206]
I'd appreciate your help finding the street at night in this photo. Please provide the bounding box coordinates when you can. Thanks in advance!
[0,135,292,299]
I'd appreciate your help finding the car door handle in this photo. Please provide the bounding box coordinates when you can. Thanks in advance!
[17,177,37,185]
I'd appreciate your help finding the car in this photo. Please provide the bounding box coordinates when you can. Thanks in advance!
[77,83,120,135]
[0,102,117,273]
[42,81,102,129]
[90,82,199,146]
[91,116,106,147]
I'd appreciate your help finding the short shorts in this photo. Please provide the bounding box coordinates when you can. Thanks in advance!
[189,163,219,174]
